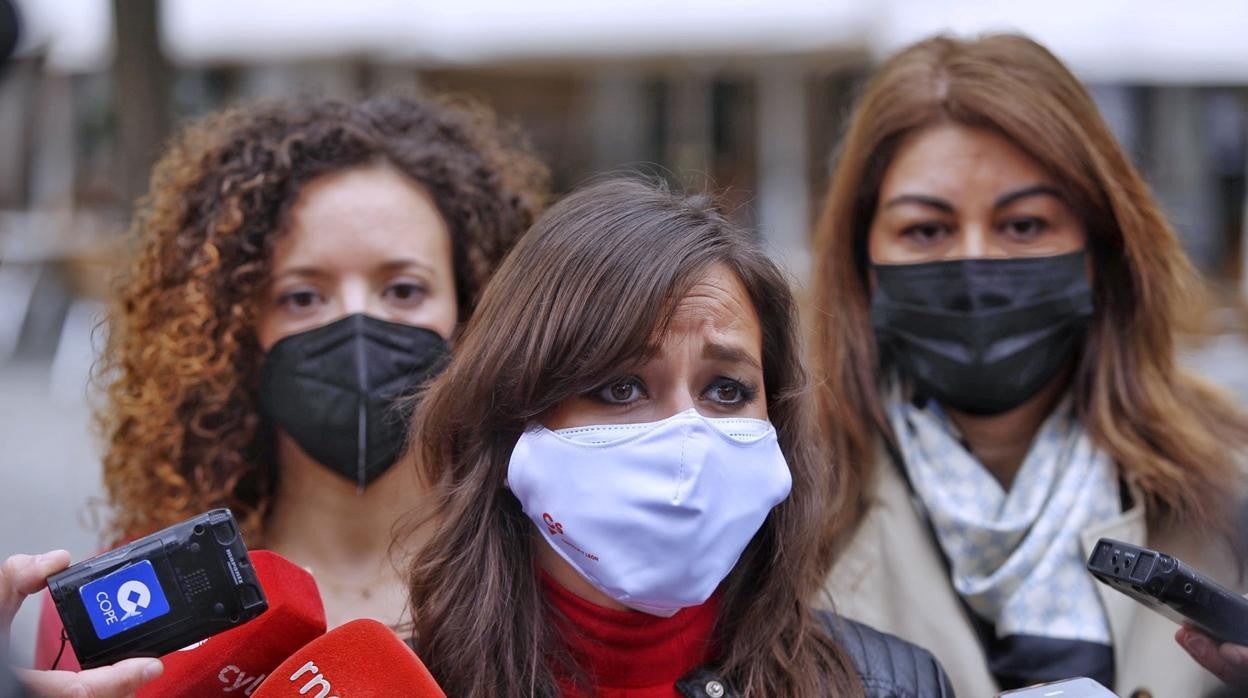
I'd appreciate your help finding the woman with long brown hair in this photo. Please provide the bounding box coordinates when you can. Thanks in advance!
[27,93,546,672]
[406,178,950,696]
[813,34,1248,697]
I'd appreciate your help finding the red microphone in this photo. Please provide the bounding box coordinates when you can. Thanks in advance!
[137,550,326,697]
[252,618,445,697]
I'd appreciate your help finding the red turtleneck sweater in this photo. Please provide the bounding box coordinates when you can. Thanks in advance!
[541,572,720,698]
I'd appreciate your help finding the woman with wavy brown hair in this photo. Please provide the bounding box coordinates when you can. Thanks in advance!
[29,93,546,670]
[813,34,1248,697]
[406,178,951,697]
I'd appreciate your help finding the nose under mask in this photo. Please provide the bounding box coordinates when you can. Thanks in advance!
[870,251,1094,415]
[506,408,793,616]
[258,313,451,489]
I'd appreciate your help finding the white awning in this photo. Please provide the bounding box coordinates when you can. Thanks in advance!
[158,0,871,65]
[14,0,1248,83]
[874,0,1248,84]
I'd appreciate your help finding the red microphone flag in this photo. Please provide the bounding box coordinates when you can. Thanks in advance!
[252,618,446,698]
[137,550,327,697]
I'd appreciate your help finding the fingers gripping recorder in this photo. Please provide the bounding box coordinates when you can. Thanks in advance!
[46,509,268,669]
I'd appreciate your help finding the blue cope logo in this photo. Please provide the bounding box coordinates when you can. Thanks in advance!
[80,560,171,640]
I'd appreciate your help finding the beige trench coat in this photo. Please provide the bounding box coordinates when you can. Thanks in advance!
[822,449,1243,698]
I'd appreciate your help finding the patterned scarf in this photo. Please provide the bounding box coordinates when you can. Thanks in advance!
[887,389,1120,688]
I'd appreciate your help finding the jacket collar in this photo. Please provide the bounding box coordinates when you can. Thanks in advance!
[1078,482,1148,683]
[675,668,737,698]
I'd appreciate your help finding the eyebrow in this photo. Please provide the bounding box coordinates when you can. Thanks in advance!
[703,342,763,371]
[271,259,437,282]
[882,194,954,213]
[270,266,329,282]
[376,259,437,277]
[992,184,1065,209]
[881,184,1065,214]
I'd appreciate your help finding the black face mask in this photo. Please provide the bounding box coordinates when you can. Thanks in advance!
[870,251,1094,416]
[258,314,450,489]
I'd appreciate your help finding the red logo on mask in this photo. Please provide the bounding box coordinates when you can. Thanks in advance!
[542,512,564,536]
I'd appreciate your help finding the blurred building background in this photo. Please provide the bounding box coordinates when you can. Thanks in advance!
[5,0,1248,666]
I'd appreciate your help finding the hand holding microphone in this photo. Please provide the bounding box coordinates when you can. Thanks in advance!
[253,618,445,697]
[3,551,163,698]
[8,511,423,697]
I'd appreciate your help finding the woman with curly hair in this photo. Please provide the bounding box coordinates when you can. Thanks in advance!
[27,92,547,672]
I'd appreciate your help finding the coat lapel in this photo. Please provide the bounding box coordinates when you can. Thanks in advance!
[1078,488,1147,686]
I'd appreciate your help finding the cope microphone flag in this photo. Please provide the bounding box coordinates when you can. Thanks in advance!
[47,509,267,669]
[252,618,446,698]
[137,550,327,697]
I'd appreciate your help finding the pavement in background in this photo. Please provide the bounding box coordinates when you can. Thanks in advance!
[1,361,104,668]
[1179,333,1248,405]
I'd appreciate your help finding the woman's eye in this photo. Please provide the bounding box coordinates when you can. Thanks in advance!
[384,282,427,305]
[704,378,755,406]
[1001,217,1048,241]
[277,289,323,311]
[900,222,951,245]
[593,378,646,405]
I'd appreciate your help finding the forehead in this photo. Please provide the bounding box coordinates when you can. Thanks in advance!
[881,123,1053,198]
[272,163,450,269]
[658,264,762,354]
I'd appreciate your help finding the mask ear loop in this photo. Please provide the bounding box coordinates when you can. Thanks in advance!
[50,626,69,670]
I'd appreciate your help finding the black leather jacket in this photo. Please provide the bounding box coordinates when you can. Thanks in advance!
[673,613,955,698]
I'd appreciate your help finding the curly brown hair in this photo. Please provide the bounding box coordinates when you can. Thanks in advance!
[98,93,548,545]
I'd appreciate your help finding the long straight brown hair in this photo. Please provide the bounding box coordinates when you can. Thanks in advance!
[407,179,862,697]
[812,34,1248,545]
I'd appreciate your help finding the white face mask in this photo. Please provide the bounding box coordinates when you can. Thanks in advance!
[507,408,793,616]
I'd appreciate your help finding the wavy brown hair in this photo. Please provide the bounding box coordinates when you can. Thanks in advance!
[812,33,1248,546]
[99,94,547,545]
[407,179,862,697]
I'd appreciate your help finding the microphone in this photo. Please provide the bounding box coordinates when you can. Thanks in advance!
[137,550,326,697]
[252,618,445,697]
